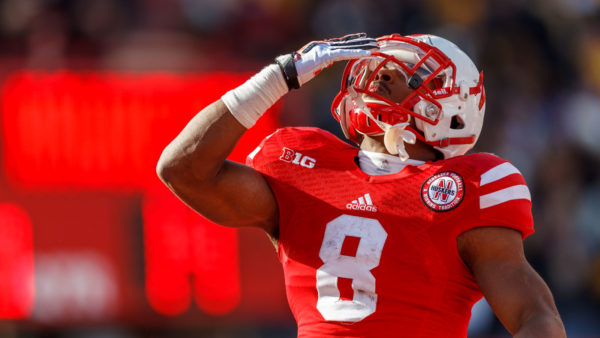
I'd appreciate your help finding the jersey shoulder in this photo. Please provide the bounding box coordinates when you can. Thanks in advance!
[265,126,351,149]
[246,127,355,170]
[450,152,513,174]
[443,152,534,239]
[439,152,522,185]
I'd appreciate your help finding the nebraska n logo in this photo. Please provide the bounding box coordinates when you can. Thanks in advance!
[432,179,454,203]
[421,171,464,212]
[346,193,378,212]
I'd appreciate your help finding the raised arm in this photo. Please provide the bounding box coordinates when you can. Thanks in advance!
[156,33,379,236]
[457,227,566,337]
[156,99,280,233]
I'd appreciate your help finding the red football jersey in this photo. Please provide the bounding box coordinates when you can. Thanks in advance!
[247,127,534,337]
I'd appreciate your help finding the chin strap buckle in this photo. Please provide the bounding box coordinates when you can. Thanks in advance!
[438,138,450,147]
[434,135,477,148]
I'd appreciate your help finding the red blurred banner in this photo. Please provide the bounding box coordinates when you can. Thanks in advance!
[143,189,241,316]
[0,71,281,190]
[0,204,34,319]
[0,71,288,322]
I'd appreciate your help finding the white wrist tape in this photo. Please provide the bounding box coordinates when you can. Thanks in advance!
[221,64,288,129]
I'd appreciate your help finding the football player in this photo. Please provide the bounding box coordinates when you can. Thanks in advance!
[157,33,565,337]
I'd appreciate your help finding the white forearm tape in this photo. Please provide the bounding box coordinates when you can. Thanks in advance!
[221,64,288,129]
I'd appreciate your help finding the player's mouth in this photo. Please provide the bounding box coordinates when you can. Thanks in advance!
[368,81,391,98]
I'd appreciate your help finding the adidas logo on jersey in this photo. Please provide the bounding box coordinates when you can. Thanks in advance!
[346,193,378,212]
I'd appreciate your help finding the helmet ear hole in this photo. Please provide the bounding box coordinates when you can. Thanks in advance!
[450,115,465,129]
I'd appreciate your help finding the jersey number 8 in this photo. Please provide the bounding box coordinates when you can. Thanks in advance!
[316,214,388,322]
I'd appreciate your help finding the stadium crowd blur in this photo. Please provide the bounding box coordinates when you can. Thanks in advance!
[1,0,599,336]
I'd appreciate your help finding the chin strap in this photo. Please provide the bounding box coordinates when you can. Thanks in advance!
[407,126,476,147]
[431,136,477,147]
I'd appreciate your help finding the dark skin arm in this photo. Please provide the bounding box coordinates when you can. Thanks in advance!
[157,34,377,243]
[156,99,278,237]
[458,227,566,337]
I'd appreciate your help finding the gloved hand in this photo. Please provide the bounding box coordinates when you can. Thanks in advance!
[275,33,379,90]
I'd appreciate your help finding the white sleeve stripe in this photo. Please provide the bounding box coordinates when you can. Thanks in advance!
[480,162,522,186]
[247,145,262,160]
[480,185,531,209]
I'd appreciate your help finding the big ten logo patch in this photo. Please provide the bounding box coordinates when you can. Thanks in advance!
[279,147,316,169]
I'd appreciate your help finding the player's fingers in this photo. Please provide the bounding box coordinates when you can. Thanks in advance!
[328,37,378,49]
[326,32,367,42]
[327,48,375,62]
[298,36,377,54]
[298,41,328,54]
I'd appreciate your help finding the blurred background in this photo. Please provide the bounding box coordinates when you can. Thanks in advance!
[0,0,599,337]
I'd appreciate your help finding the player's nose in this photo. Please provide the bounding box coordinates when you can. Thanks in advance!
[375,67,396,83]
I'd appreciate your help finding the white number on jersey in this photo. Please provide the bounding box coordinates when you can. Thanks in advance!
[316,214,388,322]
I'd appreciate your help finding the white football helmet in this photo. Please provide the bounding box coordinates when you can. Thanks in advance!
[331,33,486,159]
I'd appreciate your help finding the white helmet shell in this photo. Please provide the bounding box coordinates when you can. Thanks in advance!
[411,35,486,159]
